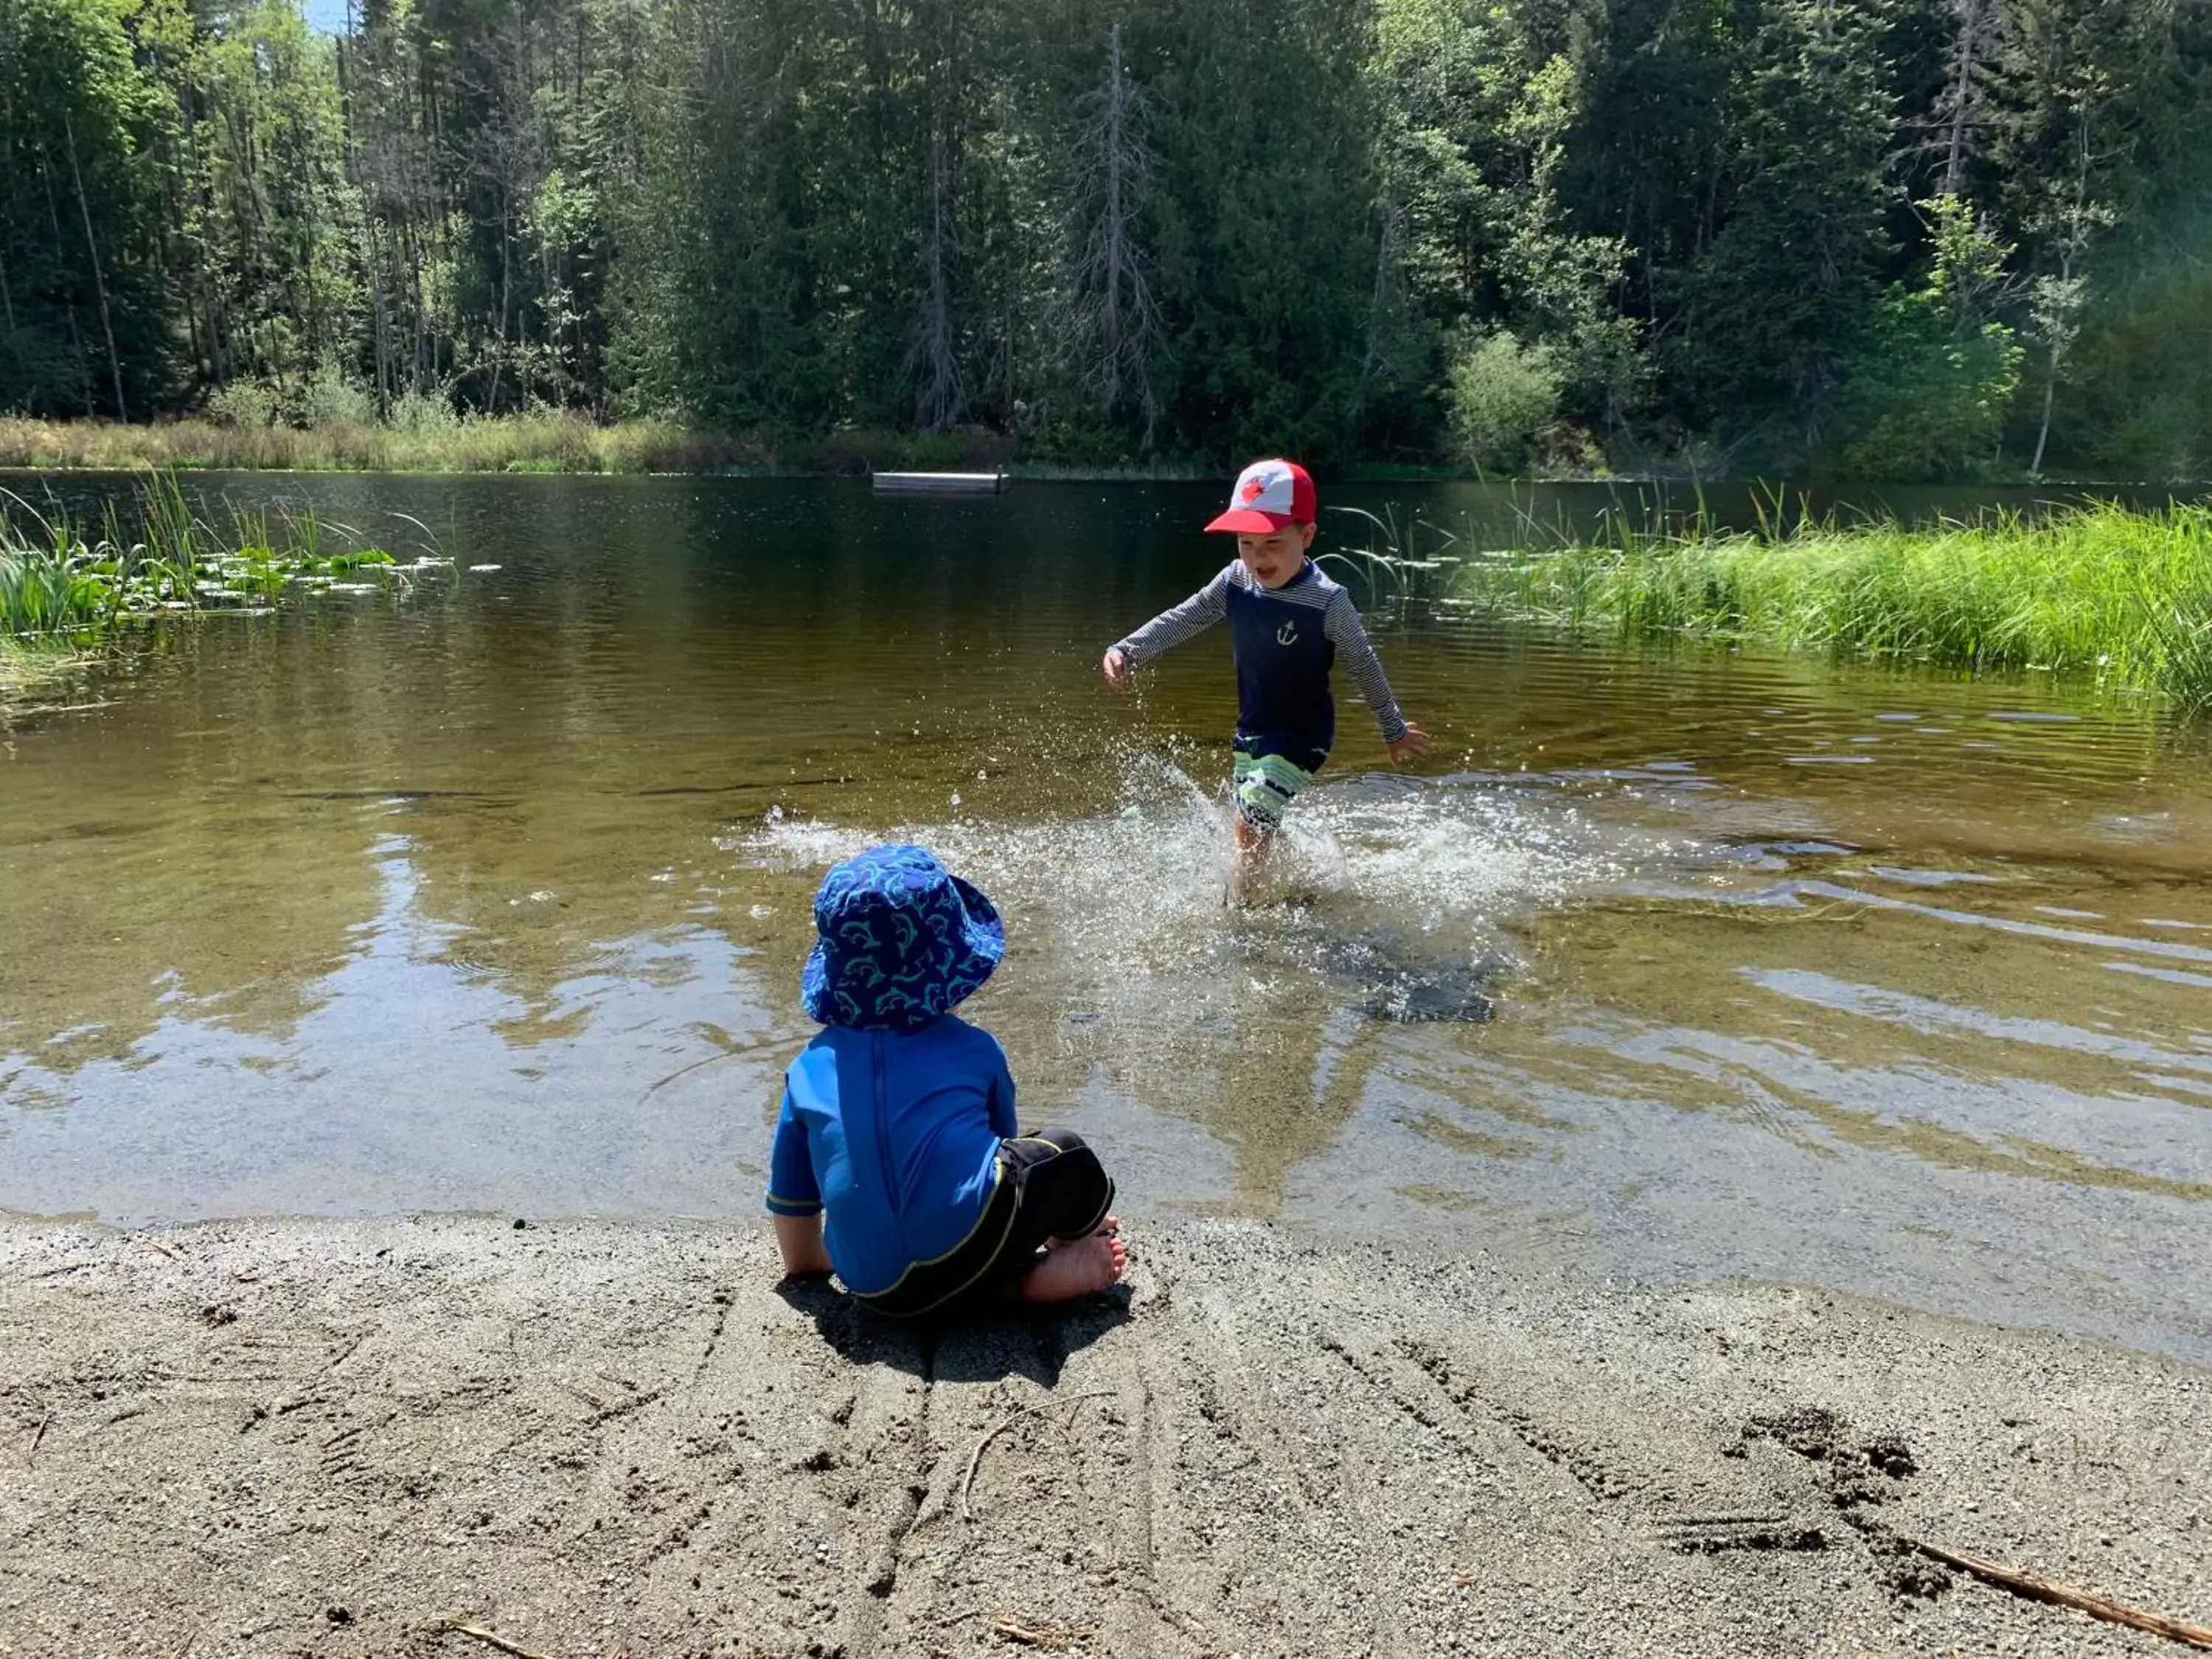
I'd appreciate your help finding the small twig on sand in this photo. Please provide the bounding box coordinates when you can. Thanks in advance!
[990,1615,1096,1649]
[1126,1579,1217,1648]
[960,1390,1114,1520]
[143,1237,184,1262]
[1910,1538,2212,1649]
[937,1608,984,1628]
[27,1407,52,1464]
[442,1622,558,1659]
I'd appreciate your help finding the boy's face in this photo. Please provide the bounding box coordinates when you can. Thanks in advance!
[1236,521,1318,589]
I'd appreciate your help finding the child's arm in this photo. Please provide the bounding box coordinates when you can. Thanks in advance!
[1324,591,1430,761]
[1103,566,1234,688]
[986,1043,1020,1141]
[773,1213,834,1278]
[766,1088,832,1278]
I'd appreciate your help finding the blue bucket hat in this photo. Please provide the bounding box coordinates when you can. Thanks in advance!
[801,844,1006,1031]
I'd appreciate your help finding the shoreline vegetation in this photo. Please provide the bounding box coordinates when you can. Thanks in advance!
[0,414,1493,481]
[11,473,2212,719]
[0,414,1253,480]
[1450,501,2212,713]
[7,417,2197,490]
[0,472,442,685]
[0,414,776,478]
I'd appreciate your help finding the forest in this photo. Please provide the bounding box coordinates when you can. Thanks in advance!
[1,0,2208,479]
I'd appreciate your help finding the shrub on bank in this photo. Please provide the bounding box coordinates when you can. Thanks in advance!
[1456,503,2212,712]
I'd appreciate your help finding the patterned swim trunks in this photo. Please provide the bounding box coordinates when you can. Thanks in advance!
[1231,743,1327,831]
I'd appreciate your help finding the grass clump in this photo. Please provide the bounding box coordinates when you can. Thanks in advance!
[1455,501,2212,712]
[1,472,422,651]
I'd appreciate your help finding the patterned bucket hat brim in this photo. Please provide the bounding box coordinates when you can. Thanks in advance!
[801,844,1006,1032]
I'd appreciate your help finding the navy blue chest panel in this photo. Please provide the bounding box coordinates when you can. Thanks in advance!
[1227,580,1335,742]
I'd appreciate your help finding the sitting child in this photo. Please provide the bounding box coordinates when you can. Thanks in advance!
[765,842,1128,1315]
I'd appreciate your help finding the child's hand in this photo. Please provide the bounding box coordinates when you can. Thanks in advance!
[1102,647,1132,691]
[773,1214,833,1279]
[1386,722,1432,765]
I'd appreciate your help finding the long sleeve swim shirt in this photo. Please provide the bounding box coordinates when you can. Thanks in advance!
[1111,559,1408,751]
[765,1015,1015,1297]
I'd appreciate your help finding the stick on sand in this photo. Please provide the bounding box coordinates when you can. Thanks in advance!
[990,1614,1097,1648]
[442,1622,559,1659]
[1910,1538,2212,1649]
[961,1391,1115,1520]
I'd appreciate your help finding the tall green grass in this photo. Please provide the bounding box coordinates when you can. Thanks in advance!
[0,541,119,634]
[1,471,406,647]
[1455,502,2212,712]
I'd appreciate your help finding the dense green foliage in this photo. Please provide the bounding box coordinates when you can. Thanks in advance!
[1455,503,2212,708]
[4,0,2209,477]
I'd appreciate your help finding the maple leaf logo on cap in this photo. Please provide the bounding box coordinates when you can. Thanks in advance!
[1203,457,1315,535]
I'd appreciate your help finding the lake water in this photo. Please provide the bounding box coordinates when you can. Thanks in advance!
[4,473,2209,1362]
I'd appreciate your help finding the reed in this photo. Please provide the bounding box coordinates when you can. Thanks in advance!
[0,470,410,647]
[1454,501,2212,711]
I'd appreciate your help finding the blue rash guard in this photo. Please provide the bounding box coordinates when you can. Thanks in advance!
[765,1015,1015,1296]
[1110,558,1408,762]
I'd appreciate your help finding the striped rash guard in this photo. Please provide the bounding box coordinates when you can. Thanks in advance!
[1112,559,1408,755]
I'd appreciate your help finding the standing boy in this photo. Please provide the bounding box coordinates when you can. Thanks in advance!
[1102,459,1430,886]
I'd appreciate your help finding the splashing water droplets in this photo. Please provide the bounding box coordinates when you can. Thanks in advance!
[735,748,1658,1036]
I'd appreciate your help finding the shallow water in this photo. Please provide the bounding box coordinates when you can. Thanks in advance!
[4,474,2209,1361]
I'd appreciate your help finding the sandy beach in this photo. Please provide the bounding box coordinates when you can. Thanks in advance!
[1,1215,2205,1658]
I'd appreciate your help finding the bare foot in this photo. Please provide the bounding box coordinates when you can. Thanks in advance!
[1044,1214,1117,1248]
[1018,1230,1128,1303]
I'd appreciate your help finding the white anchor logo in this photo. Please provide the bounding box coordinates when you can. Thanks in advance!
[1276,621,1299,646]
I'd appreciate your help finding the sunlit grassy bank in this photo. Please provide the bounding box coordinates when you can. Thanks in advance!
[1453,503,2212,712]
[0,414,774,475]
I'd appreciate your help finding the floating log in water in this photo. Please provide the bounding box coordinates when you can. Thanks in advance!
[872,470,1008,495]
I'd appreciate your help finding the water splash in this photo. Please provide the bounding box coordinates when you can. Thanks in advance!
[733,748,1681,1028]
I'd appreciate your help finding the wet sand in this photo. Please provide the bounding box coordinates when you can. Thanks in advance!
[1,1216,2206,1659]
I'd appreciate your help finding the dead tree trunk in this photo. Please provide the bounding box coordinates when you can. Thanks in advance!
[2030,112,2104,476]
[63,111,128,420]
[1361,195,1404,389]
[489,198,512,413]
[37,148,97,415]
[1936,0,1994,195]
[914,120,964,433]
[1066,23,1161,442]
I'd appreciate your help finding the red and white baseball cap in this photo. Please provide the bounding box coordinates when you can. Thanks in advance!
[1205,457,1316,533]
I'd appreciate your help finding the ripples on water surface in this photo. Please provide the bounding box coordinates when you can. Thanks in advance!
[1,475,2208,1361]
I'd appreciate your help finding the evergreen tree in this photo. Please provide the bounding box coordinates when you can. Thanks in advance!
[1673,0,1902,462]
[1,0,2208,477]
[0,0,174,416]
